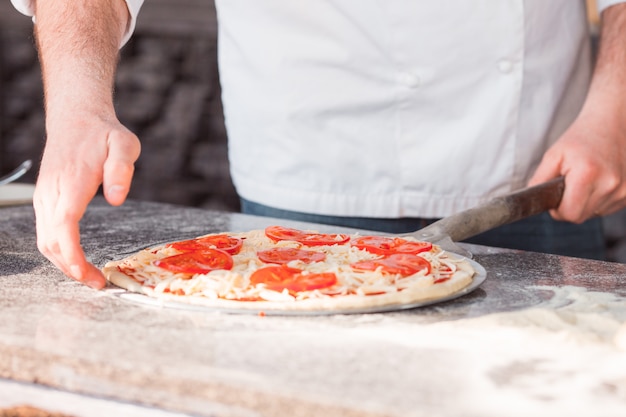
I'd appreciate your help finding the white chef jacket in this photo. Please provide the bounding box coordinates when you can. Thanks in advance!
[9,0,142,46]
[11,0,626,218]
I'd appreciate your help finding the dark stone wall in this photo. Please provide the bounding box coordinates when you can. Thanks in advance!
[0,0,239,212]
[0,21,44,184]
[114,32,238,211]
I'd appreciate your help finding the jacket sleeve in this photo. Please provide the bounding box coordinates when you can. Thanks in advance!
[9,0,144,47]
[598,0,626,13]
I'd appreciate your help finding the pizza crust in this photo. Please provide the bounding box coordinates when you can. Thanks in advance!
[103,229,478,313]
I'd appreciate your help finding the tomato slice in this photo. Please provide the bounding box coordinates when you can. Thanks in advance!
[351,253,431,276]
[351,236,432,256]
[250,265,337,292]
[265,226,349,246]
[168,235,243,255]
[257,247,326,264]
[264,226,306,241]
[154,249,234,274]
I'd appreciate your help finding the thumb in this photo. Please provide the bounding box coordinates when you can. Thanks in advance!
[103,128,141,206]
[528,152,563,187]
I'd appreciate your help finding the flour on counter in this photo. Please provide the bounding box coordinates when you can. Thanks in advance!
[348,285,626,417]
[364,285,626,349]
[484,285,626,348]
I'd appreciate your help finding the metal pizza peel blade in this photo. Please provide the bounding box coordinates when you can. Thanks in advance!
[402,177,566,259]
[105,177,565,315]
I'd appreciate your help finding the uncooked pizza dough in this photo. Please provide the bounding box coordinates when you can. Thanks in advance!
[103,227,477,313]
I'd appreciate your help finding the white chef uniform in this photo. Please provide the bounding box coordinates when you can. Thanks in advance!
[11,0,626,220]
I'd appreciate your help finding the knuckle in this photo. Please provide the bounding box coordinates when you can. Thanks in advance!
[110,130,141,159]
[37,237,59,257]
[576,162,600,179]
[105,160,135,181]
[601,174,621,193]
[53,207,82,227]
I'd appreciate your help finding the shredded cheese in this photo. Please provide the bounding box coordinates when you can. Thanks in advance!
[113,229,471,303]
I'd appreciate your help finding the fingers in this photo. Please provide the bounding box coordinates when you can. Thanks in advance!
[529,125,626,223]
[589,175,626,217]
[34,176,107,289]
[528,148,562,189]
[35,120,139,289]
[555,156,626,222]
[528,146,573,220]
[534,160,609,223]
[103,129,141,206]
[555,168,599,223]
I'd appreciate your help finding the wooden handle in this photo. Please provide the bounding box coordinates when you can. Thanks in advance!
[413,177,565,243]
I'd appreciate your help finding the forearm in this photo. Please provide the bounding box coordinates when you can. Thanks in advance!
[529,3,626,222]
[583,3,626,118]
[34,0,129,122]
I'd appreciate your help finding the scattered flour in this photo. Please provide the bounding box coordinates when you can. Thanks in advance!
[351,285,626,417]
[471,285,626,348]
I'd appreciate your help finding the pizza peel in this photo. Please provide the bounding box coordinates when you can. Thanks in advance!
[403,176,566,258]
[106,177,565,315]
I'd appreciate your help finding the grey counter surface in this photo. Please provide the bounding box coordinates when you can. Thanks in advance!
[1,199,626,417]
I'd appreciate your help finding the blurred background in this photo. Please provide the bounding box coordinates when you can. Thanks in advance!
[1,0,626,262]
[0,0,238,212]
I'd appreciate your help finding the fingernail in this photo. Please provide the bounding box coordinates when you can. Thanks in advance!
[108,185,125,197]
[84,278,105,290]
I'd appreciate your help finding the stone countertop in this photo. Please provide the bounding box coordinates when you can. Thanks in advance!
[1,199,626,417]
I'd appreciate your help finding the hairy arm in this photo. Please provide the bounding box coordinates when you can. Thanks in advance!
[36,1,126,118]
[529,4,626,222]
[34,0,141,288]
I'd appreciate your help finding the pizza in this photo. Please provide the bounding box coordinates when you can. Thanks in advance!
[103,226,477,313]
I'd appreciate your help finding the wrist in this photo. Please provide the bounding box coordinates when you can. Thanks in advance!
[44,99,119,136]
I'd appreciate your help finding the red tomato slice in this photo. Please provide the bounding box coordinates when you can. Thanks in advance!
[297,233,350,246]
[257,248,326,264]
[168,235,243,255]
[264,226,306,241]
[351,254,431,276]
[265,226,349,246]
[250,265,337,292]
[393,240,432,255]
[154,249,234,274]
[351,236,432,256]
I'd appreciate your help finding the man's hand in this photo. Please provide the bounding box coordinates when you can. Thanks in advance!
[34,0,135,288]
[529,108,626,223]
[34,112,140,289]
[529,3,626,223]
